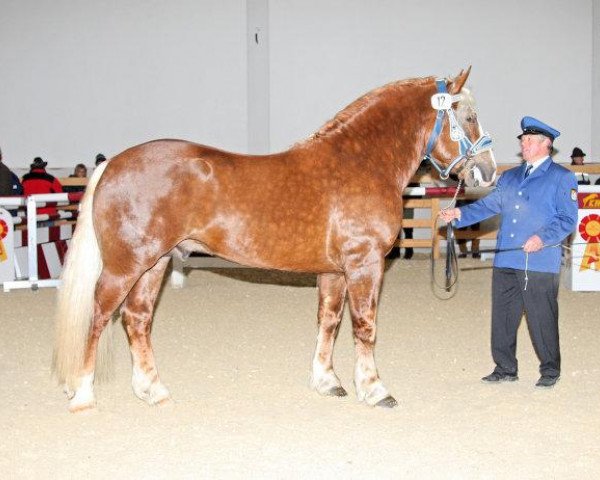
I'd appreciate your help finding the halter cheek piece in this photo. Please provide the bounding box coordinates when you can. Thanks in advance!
[423,79,493,180]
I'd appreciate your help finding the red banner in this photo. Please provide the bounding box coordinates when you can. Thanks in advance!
[578,193,600,209]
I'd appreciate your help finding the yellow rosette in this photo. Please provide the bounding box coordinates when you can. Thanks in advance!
[0,219,8,262]
[579,214,600,271]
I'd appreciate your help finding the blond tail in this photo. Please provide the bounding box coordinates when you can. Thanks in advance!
[52,161,110,390]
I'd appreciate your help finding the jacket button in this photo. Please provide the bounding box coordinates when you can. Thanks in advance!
[510,234,515,238]
[515,205,520,209]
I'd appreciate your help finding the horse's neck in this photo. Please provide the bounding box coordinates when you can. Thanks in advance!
[310,85,435,191]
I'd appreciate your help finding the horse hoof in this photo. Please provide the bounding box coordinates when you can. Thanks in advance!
[62,384,75,400]
[68,402,97,414]
[375,395,398,408]
[326,386,348,397]
[153,396,173,407]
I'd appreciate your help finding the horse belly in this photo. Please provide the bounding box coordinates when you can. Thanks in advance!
[193,215,338,272]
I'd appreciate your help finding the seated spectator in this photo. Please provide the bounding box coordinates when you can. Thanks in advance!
[0,146,23,196]
[64,163,88,193]
[570,147,590,185]
[71,163,87,178]
[95,153,107,167]
[21,157,63,215]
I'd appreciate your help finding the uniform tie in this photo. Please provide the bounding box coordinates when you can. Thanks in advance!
[524,165,533,179]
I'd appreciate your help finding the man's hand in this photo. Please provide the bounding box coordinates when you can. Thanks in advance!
[438,208,461,223]
[523,235,544,253]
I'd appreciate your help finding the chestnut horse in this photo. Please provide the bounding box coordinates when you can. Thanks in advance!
[53,68,496,412]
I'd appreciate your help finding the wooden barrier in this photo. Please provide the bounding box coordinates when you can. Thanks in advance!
[396,198,442,259]
[53,162,600,263]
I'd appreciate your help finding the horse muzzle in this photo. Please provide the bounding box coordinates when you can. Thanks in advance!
[462,151,496,187]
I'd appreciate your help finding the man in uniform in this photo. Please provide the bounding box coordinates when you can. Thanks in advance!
[439,116,578,388]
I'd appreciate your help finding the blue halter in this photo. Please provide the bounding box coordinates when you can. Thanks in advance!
[423,79,493,180]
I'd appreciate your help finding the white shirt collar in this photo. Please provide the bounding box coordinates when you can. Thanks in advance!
[526,156,549,174]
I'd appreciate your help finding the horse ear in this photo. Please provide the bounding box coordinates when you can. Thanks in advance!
[448,66,471,94]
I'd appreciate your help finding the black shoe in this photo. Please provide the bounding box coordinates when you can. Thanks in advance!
[458,253,467,259]
[481,372,518,383]
[472,252,481,259]
[403,249,413,260]
[535,375,559,388]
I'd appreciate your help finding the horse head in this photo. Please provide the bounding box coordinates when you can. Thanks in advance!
[425,67,497,187]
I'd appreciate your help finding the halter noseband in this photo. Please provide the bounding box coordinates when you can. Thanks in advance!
[423,79,493,180]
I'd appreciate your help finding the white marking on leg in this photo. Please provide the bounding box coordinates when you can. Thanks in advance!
[354,364,390,406]
[132,366,170,405]
[310,359,340,393]
[310,340,342,394]
[132,365,152,401]
[68,373,95,412]
[148,382,171,405]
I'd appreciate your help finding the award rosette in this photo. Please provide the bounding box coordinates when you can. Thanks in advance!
[579,213,600,271]
[0,218,8,262]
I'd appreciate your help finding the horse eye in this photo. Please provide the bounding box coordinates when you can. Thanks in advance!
[466,115,475,123]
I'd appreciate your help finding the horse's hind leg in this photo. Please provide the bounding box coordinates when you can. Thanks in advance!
[346,257,397,408]
[310,273,348,397]
[120,257,171,406]
[69,270,140,412]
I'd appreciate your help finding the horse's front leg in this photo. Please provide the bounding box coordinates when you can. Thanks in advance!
[311,273,348,397]
[346,256,397,408]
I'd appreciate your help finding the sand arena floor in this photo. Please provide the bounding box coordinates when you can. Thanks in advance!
[1,256,599,479]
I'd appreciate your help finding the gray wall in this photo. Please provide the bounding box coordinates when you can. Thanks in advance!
[0,0,247,169]
[0,0,596,170]
[269,0,593,162]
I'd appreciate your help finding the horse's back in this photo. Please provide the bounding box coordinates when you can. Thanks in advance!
[92,139,345,273]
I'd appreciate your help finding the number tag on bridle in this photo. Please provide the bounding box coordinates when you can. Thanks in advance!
[431,93,463,110]
[431,93,453,110]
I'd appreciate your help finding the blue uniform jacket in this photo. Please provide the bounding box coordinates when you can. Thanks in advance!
[455,157,578,273]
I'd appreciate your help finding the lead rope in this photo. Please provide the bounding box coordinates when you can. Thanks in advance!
[444,178,464,210]
[524,243,566,291]
[431,179,464,297]
[524,252,529,290]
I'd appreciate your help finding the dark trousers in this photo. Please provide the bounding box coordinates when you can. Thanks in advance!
[491,268,560,378]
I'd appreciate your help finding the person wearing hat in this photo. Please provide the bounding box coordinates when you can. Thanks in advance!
[95,153,107,167]
[21,157,63,215]
[0,147,23,196]
[439,116,578,388]
[570,147,590,185]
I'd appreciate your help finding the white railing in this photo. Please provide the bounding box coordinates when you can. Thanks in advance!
[0,192,82,291]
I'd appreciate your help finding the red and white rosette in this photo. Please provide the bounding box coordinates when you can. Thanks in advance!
[578,213,600,271]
